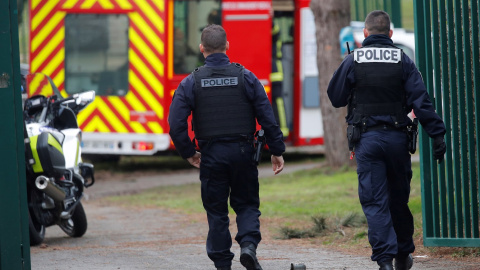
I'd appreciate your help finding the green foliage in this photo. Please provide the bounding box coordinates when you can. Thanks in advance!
[278,212,368,240]
[311,215,328,233]
[278,227,317,239]
[339,212,367,228]
[452,248,480,258]
[354,230,368,240]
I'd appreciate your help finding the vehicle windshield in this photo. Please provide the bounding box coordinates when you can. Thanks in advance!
[173,0,221,74]
[64,14,129,96]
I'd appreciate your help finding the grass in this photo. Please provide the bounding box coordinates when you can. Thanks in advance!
[107,160,363,221]
[106,159,480,261]
[401,0,415,31]
[107,160,420,230]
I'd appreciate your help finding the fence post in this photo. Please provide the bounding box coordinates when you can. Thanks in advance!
[0,0,31,269]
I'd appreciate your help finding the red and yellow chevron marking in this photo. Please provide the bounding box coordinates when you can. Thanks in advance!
[29,0,166,134]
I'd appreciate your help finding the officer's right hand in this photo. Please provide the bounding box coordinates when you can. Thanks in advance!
[433,136,446,163]
[187,151,201,168]
[271,155,284,175]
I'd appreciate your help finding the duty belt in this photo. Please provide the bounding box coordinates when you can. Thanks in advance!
[365,124,407,133]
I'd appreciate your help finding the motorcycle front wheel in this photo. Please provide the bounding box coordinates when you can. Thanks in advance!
[58,201,88,237]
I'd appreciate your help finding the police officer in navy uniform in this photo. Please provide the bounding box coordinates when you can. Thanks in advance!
[168,24,285,270]
[327,11,446,270]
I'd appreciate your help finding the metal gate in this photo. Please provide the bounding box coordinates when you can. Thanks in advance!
[414,0,480,246]
[350,0,402,27]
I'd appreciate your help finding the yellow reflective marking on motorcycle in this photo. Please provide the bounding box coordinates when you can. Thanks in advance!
[47,133,64,155]
[129,13,164,55]
[31,0,58,31]
[147,122,163,133]
[129,71,164,120]
[95,98,129,133]
[129,47,163,93]
[83,116,111,133]
[29,135,44,173]
[135,0,164,34]
[75,139,80,166]
[31,13,65,53]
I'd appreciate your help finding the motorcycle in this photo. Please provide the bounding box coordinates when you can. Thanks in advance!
[23,73,95,245]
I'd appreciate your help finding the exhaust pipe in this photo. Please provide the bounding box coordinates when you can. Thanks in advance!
[35,176,66,202]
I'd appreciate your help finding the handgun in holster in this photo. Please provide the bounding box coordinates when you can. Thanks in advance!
[407,118,419,154]
[253,129,266,165]
[346,124,361,151]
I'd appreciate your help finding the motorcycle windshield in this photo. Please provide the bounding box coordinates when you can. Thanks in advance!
[25,73,63,99]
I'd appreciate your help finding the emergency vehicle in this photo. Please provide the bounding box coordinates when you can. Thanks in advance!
[27,0,323,158]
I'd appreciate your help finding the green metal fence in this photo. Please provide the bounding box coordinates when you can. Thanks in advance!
[350,0,402,27]
[0,0,31,268]
[414,0,480,247]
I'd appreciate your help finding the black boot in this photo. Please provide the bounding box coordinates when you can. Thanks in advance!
[216,267,231,270]
[395,254,413,270]
[240,242,263,270]
[378,260,394,270]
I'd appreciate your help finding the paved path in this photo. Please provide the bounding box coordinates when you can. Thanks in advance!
[30,161,477,270]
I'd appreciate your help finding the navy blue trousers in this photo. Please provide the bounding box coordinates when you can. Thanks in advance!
[355,130,415,263]
[198,139,261,268]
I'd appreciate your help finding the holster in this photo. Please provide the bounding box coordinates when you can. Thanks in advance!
[407,119,419,154]
[346,124,361,151]
[253,129,266,165]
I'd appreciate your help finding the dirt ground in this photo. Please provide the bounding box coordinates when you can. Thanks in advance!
[30,162,480,270]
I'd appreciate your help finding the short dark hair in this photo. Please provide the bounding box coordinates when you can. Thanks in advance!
[201,24,227,53]
[365,10,391,36]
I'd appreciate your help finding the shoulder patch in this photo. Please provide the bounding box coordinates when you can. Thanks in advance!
[354,48,402,63]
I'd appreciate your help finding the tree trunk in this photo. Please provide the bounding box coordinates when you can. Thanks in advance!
[310,0,354,167]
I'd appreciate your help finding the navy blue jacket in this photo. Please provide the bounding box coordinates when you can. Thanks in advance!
[327,34,446,138]
[168,53,285,159]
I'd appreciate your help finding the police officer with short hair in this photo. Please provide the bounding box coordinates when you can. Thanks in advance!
[168,24,285,270]
[327,11,446,270]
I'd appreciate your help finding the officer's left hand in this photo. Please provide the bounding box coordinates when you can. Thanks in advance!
[187,151,201,168]
[433,136,446,163]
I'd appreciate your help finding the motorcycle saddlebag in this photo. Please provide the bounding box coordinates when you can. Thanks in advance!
[29,132,66,177]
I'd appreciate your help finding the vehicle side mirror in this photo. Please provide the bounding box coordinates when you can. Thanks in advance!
[76,90,95,106]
